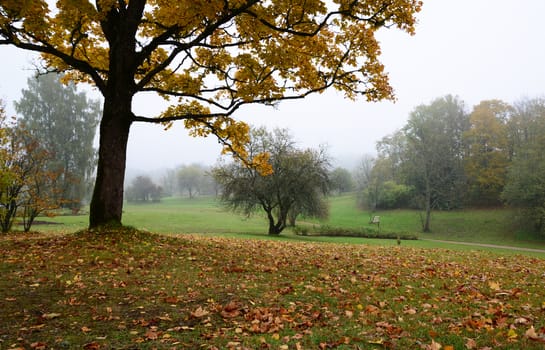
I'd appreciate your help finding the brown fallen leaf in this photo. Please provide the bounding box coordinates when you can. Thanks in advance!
[526,326,539,339]
[145,328,158,340]
[221,302,241,318]
[465,338,477,349]
[30,342,47,350]
[164,296,178,304]
[190,306,209,318]
[423,339,442,350]
[514,317,529,325]
[404,307,417,315]
[365,304,380,315]
[525,326,545,342]
[83,342,101,350]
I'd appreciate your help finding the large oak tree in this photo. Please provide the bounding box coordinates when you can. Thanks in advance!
[0,0,422,228]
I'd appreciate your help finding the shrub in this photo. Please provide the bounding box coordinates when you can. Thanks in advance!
[295,224,418,240]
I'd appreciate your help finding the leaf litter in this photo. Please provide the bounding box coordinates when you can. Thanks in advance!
[0,228,545,349]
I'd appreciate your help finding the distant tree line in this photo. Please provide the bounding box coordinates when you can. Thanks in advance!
[355,95,545,234]
[126,164,218,203]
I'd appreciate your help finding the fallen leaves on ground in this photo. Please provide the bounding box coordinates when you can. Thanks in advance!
[1,228,545,349]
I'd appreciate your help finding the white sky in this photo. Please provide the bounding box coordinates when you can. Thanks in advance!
[1,0,544,175]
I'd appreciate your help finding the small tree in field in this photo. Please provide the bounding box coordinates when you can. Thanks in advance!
[177,164,206,199]
[0,102,61,232]
[401,96,469,232]
[0,106,20,232]
[213,128,330,235]
[125,176,162,203]
[0,1,422,229]
[463,100,512,206]
[17,133,63,232]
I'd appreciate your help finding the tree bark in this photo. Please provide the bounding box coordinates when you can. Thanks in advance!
[89,98,132,228]
[423,181,432,233]
[266,210,278,234]
[266,209,286,235]
[88,2,141,229]
[267,209,288,235]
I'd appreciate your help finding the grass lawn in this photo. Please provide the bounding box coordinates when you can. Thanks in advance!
[1,227,545,349]
[28,194,545,253]
[316,194,545,250]
[123,197,268,234]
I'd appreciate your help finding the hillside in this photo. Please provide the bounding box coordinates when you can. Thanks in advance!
[1,228,545,349]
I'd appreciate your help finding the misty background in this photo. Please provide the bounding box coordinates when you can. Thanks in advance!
[0,0,544,179]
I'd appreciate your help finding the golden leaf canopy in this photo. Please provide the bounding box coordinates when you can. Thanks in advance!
[0,0,422,169]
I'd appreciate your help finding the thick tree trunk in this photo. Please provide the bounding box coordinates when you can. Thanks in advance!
[87,1,144,229]
[266,209,285,235]
[89,99,132,228]
[268,225,283,235]
[266,208,288,235]
[266,210,278,234]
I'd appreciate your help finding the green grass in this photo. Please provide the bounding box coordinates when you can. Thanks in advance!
[317,194,545,249]
[123,197,269,234]
[27,193,545,253]
[30,197,270,235]
[1,227,545,349]
[3,196,545,348]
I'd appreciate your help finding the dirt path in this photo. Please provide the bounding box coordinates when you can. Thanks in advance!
[424,239,545,254]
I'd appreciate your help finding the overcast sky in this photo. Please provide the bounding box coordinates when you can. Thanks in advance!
[1,0,544,175]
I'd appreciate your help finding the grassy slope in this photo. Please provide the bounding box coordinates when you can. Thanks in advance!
[1,228,545,349]
[4,197,545,349]
[320,194,545,249]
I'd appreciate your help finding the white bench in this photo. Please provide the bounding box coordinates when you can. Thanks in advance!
[370,215,380,229]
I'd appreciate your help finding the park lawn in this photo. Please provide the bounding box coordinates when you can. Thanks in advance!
[317,194,545,249]
[1,227,545,349]
[123,197,269,234]
[28,194,545,251]
[32,197,270,235]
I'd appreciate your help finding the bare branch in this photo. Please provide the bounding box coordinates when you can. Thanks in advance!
[0,29,107,93]
[135,0,260,90]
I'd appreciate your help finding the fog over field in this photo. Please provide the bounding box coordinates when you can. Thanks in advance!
[1,0,544,175]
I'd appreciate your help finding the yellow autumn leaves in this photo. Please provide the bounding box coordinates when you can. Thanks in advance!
[1,0,422,171]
